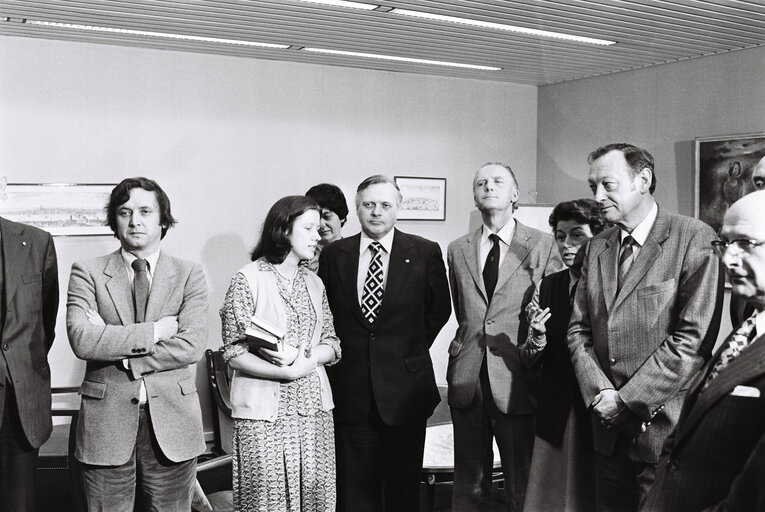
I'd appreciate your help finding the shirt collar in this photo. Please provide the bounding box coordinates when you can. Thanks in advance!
[360,229,394,255]
[482,219,516,246]
[121,248,160,273]
[621,201,658,247]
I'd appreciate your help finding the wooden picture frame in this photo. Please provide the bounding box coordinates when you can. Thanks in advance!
[394,176,447,221]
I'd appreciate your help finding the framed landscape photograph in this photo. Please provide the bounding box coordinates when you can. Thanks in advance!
[695,132,765,233]
[0,183,114,236]
[394,176,446,221]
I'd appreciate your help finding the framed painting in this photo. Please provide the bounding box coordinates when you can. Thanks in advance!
[695,133,765,233]
[0,183,114,236]
[394,176,447,221]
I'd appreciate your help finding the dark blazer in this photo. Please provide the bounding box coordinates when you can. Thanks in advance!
[318,229,451,426]
[519,269,592,449]
[0,217,59,449]
[568,208,724,462]
[642,331,765,511]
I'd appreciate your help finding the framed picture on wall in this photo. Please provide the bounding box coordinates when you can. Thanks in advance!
[0,183,114,236]
[695,132,765,233]
[394,176,447,221]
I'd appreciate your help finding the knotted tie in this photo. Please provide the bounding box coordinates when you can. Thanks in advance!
[132,258,150,323]
[483,233,500,302]
[701,313,757,391]
[617,235,635,289]
[361,242,384,325]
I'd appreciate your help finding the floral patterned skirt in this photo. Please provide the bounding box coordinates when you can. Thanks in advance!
[232,411,336,512]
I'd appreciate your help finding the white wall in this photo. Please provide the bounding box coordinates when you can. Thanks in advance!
[0,36,538,436]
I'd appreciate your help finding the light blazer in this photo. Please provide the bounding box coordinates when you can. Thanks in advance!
[226,261,335,421]
[447,220,562,414]
[642,332,765,511]
[318,229,451,426]
[67,250,208,465]
[567,207,723,462]
[0,218,58,449]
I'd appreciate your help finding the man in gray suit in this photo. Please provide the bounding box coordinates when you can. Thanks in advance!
[447,162,562,511]
[67,177,208,511]
[568,143,723,511]
[0,218,58,512]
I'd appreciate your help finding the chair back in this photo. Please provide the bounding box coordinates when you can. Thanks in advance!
[204,349,232,455]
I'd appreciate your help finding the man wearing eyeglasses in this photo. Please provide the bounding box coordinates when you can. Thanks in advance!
[643,189,765,511]
[568,143,724,511]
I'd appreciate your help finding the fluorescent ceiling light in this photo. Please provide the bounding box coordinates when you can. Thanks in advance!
[295,0,378,10]
[25,20,290,49]
[304,47,500,71]
[391,9,616,46]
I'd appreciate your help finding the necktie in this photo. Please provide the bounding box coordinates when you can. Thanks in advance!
[701,313,757,391]
[361,242,384,325]
[132,258,150,323]
[483,233,500,302]
[617,235,635,289]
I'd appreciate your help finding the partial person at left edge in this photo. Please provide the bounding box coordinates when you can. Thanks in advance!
[0,216,59,512]
[67,177,208,512]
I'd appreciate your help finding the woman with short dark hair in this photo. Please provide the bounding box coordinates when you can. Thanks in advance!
[220,195,341,511]
[304,183,348,272]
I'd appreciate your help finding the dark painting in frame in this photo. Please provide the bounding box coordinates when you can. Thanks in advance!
[695,132,765,234]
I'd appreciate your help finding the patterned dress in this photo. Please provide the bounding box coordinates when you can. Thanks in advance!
[221,260,341,512]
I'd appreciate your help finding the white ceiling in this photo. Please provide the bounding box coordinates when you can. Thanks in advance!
[1,0,764,85]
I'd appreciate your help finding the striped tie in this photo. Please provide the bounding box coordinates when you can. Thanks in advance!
[618,235,635,289]
[361,242,384,325]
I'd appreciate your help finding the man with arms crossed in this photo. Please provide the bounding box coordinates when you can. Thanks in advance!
[642,189,765,511]
[319,175,451,512]
[447,162,562,511]
[568,143,723,511]
[67,177,208,511]
[0,217,58,512]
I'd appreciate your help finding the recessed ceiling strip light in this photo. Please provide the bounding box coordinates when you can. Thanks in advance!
[25,20,290,49]
[294,0,378,10]
[391,8,616,46]
[304,47,500,71]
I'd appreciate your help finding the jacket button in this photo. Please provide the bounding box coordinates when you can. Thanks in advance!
[609,358,616,366]
[2,343,8,351]
[486,320,493,325]
[131,398,139,405]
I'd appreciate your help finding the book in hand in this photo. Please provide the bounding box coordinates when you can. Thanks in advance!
[245,314,285,352]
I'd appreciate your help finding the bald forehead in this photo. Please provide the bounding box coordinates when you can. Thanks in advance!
[723,190,765,231]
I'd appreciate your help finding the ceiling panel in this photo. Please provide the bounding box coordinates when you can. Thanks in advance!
[1,0,763,84]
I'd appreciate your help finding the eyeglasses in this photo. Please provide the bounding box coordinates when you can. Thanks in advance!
[711,239,765,258]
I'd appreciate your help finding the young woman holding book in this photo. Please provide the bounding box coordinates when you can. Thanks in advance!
[220,195,341,512]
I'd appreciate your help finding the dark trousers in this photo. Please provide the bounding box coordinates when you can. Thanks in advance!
[81,405,197,512]
[594,434,656,512]
[451,361,535,512]
[0,383,38,512]
[335,403,426,512]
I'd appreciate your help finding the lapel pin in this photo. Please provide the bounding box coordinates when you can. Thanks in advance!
[22,241,27,246]
[405,259,410,263]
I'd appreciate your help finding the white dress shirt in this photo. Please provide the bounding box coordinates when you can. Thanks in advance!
[479,220,515,272]
[619,201,658,261]
[357,230,394,308]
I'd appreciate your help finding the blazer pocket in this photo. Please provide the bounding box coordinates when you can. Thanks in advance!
[637,279,676,297]
[404,353,433,373]
[178,376,197,395]
[448,339,463,357]
[22,272,42,284]
[79,379,107,399]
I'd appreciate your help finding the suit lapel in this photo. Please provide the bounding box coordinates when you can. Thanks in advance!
[377,230,412,321]
[596,230,619,313]
[460,227,488,304]
[145,253,177,322]
[613,211,669,310]
[674,333,765,447]
[104,250,135,325]
[335,235,370,328]
[0,219,30,308]
[495,221,532,294]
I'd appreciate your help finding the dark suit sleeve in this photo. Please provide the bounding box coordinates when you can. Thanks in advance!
[703,431,765,512]
[619,226,723,420]
[424,242,451,346]
[41,232,59,353]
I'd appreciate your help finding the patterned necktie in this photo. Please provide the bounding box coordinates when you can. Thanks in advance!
[361,242,384,325]
[617,235,635,289]
[483,233,500,302]
[132,258,150,323]
[701,313,758,391]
